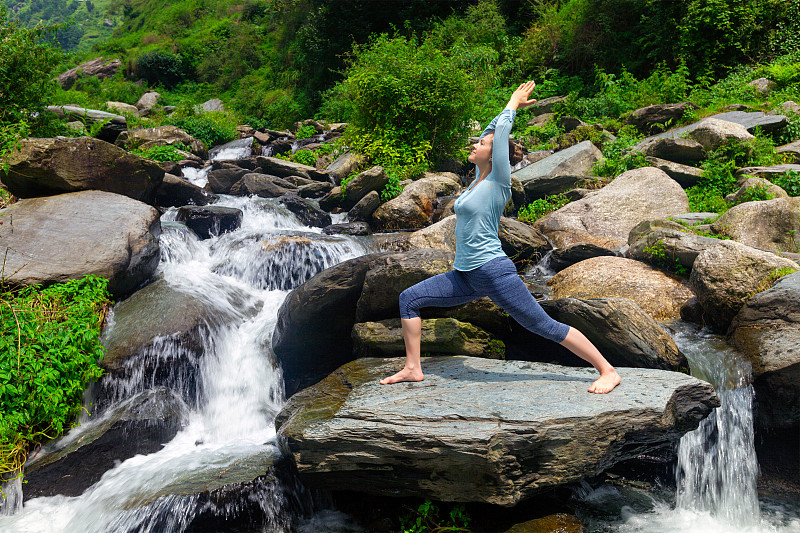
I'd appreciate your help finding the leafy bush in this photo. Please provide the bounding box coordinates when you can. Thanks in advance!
[328,33,475,172]
[731,183,774,204]
[770,170,800,196]
[292,149,316,167]
[592,125,649,177]
[643,240,690,277]
[518,193,571,223]
[399,499,471,533]
[167,111,238,148]
[295,125,317,140]
[234,80,305,129]
[135,49,190,89]
[0,276,110,480]
[130,143,189,162]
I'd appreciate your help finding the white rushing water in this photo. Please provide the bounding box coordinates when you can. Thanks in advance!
[0,194,370,532]
[577,322,800,533]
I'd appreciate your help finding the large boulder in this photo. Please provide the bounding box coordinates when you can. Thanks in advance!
[56,57,122,90]
[135,91,160,114]
[686,118,755,152]
[2,136,163,203]
[628,227,721,273]
[277,194,332,228]
[512,141,603,202]
[735,164,800,180]
[352,318,505,359]
[547,256,694,320]
[538,298,688,371]
[728,272,800,430]
[325,152,366,184]
[644,157,704,188]
[23,388,188,500]
[277,356,718,506]
[626,102,698,135]
[546,243,617,272]
[635,137,707,166]
[115,125,207,158]
[0,191,160,297]
[154,174,217,208]
[206,165,250,194]
[711,197,800,253]
[175,206,243,239]
[689,240,799,331]
[231,173,297,198]
[347,190,381,222]
[272,252,392,395]
[342,165,389,209]
[256,156,329,182]
[45,106,127,143]
[724,177,789,205]
[534,167,689,249]
[776,140,800,163]
[371,173,461,230]
[527,95,568,116]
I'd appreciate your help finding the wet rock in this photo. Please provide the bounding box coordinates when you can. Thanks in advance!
[547,243,617,272]
[272,252,392,395]
[547,256,694,320]
[256,156,329,182]
[512,141,602,202]
[323,222,371,236]
[680,296,704,324]
[724,177,789,204]
[23,388,188,500]
[644,156,704,187]
[154,174,217,208]
[728,272,800,429]
[712,197,800,253]
[325,152,366,184]
[352,317,504,358]
[56,57,121,90]
[115,125,207,159]
[342,165,389,209]
[636,137,707,165]
[175,205,243,239]
[534,167,689,249]
[278,194,331,228]
[3,136,164,203]
[690,240,799,331]
[231,173,297,198]
[277,356,718,506]
[504,513,585,533]
[371,173,461,230]
[347,190,381,222]
[298,181,333,199]
[206,166,250,194]
[626,102,699,135]
[0,191,160,297]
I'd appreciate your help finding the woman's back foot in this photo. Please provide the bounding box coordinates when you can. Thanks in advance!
[380,367,424,385]
[588,370,621,394]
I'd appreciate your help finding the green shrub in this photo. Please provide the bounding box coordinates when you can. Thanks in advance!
[592,125,649,177]
[130,143,189,162]
[399,499,471,533]
[295,125,317,140]
[770,170,800,196]
[518,193,571,223]
[234,81,304,129]
[135,49,190,89]
[0,276,110,480]
[328,33,475,173]
[167,111,238,148]
[292,149,316,167]
[731,183,774,204]
[642,240,690,277]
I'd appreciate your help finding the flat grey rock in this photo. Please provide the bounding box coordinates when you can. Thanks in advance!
[278,356,719,506]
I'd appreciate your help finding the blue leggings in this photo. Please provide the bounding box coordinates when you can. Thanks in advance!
[399,256,571,343]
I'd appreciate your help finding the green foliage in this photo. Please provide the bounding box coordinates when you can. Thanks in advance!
[592,125,649,177]
[295,125,317,140]
[517,193,571,224]
[130,143,188,162]
[380,172,404,202]
[519,119,564,151]
[642,240,689,276]
[136,49,190,89]
[770,170,800,197]
[776,112,800,146]
[732,183,775,204]
[166,111,238,148]
[399,499,471,533]
[292,149,316,167]
[328,33,475,172]
[0,276,110,479]
[234,81,304,129]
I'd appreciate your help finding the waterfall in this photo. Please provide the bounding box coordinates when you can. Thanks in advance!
[0,194,369,532]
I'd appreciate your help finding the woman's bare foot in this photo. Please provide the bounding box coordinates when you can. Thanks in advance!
[380,366,424,385]
[588,369,621,394]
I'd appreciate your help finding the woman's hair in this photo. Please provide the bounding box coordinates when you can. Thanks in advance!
[509,139,524,166]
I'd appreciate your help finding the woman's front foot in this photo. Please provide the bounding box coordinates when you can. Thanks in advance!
[588,369,621,394]
[380,366,424,385]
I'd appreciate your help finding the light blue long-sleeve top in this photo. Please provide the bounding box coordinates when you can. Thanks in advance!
[453,107,515,271]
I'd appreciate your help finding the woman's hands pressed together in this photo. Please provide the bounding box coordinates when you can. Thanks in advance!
[506,81,537,111]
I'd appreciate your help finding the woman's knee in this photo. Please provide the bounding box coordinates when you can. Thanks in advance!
[398,286,421,319]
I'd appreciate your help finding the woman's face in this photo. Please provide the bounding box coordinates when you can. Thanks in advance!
[468,133,493,166]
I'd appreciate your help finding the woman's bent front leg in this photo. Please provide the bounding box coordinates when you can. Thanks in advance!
[381,270,479,384]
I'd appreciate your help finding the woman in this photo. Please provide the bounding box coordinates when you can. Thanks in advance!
[380,81,621,394]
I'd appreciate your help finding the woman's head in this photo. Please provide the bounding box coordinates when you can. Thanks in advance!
[468,133,524,166]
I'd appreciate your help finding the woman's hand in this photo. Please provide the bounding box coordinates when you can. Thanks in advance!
[506,81,537,110]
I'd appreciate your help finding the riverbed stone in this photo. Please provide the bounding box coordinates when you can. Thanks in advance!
[688,117,755,152]
[298,181,333,199]
[276,356,719,506]
[175,205,243,239]
[231,173,297,198]
[342,165,389,209]
[352,318,504,359]
[644,157,704,187]
[348,190,381,222]
[206,165,250,194]
[323,222,371,236]
[711,197,800,253]
[724,177,789,205]
[256,156,329,182]
[0,191,160,297]
[115,125,207,158]
[324,152,366,184]
[534,167,689,249]
[154,174,217,208]
[728,272,800,429]
[546,243,617,272]
[547,256,694,320]
[628,226,721,272]
[635,137,707,166]
[626,102,698,135]
[2,136,164,203]
[689,240,799,332]
[512,141,603,202]
[371,173,461,230]
[22,387,188,500]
